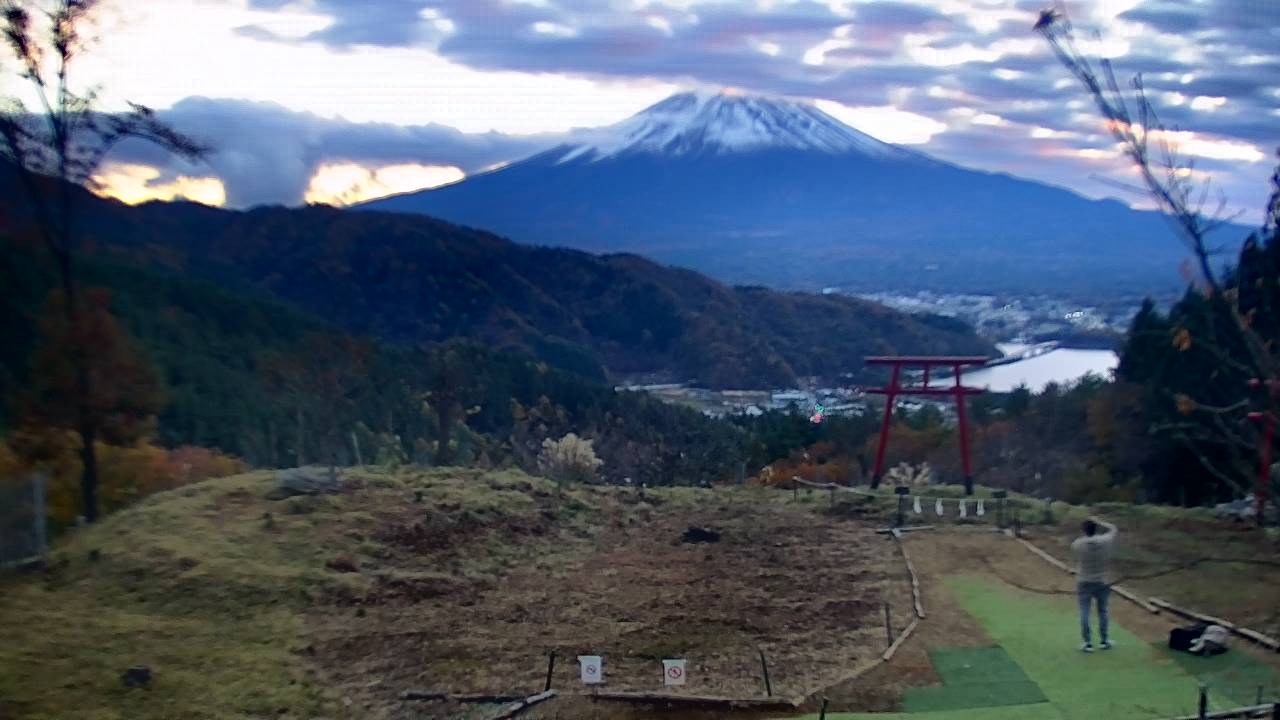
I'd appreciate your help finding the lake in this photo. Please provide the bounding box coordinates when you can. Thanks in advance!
[963,343,1118,393]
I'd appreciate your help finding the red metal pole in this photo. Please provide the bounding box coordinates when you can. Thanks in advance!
[1249,410,1273,526]
[871,363,901,488]
[1259,416,1272,525]
[954,364,974,495]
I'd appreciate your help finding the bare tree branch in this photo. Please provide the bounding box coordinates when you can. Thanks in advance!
[0,0,211,523]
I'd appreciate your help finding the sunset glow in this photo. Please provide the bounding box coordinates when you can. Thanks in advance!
[92,163,227,207]
[302,163,466,206]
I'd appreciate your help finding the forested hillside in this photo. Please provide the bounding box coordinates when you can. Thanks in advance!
[0,240,751,487]
[0,171,991,389]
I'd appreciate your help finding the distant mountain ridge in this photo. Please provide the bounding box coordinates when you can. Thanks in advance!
[362,90,1229,295]
[0,173,993,388]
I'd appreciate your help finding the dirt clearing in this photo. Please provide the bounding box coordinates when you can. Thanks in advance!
[307,482,905,719]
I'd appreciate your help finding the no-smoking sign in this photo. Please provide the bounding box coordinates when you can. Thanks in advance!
[578,655,602,685]
[662,658,686,686]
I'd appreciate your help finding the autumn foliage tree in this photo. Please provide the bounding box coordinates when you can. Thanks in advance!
[1,0,207,522]
[16,289,162,519]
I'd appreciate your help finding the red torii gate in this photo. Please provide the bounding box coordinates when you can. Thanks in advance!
[865,356,988,495]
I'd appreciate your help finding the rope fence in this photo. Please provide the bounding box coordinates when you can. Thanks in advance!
[788,476,1047,531]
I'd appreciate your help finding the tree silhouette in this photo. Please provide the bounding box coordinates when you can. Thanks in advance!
[1,0,208,521]
[421,344,473,467]
[261,334,371,475]
[1036,8,1280,504]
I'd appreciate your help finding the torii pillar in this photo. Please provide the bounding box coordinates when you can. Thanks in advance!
[865,356,988,495]
[1247,377,1278,525]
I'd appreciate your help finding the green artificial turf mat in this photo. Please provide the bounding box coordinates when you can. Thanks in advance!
[1158,643,1280,707]
[928,646,1035,684]
[902,646,1048,712]
[904,680,1048,712]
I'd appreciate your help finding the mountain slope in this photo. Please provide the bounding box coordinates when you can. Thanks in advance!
[0,177,991,389]
[361,91,1219,294]
[0,238,754,480]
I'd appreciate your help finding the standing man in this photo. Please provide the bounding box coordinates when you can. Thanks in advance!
[1072,516,1117,652]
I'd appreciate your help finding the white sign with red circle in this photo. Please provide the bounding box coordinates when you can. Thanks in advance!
[578,655,602,685]
[662,658,686,686]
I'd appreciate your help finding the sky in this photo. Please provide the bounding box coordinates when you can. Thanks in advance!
[5,0,1278,224]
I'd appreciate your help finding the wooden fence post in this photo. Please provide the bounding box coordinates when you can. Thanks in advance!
[350,431,363,466]
[758,649,773,698]
[895,486,909,527]
[33,472,47,558]
[884,602,894,648]
[993,490,1008,529]
[544,650,556,692]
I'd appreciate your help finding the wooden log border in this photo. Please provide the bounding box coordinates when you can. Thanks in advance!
[401,691,532,703]
[891,529,927,619]
[882,618,921,661]
[586,691,798,710]
[492,690,557,719]
[874,525,936,534]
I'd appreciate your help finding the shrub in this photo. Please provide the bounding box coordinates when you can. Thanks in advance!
[0,432,246,526]
[537,433,603,484]
[885,461,934,488]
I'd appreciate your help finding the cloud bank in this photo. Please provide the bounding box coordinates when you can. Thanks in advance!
[100,0,1276,222]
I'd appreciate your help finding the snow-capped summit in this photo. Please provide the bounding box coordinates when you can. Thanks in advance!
[553,90,912,163]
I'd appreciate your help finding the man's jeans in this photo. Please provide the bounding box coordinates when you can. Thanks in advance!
[1078,581,1110,644]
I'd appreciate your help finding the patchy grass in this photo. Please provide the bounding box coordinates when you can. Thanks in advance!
[0,468,901,720]
[0,471,334,720]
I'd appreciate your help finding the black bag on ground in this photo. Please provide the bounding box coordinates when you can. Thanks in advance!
[1169,623,1208,652]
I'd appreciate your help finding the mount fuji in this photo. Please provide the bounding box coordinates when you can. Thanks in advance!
[360,91,1204,295]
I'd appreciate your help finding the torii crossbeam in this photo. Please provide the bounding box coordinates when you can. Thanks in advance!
[865,356,989,495]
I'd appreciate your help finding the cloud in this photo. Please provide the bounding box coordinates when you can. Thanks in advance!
[105,97,561,208]
[106,0,1277,224]
[1119,3,1203,33]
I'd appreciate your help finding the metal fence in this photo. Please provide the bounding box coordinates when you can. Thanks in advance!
[1,472,47,570]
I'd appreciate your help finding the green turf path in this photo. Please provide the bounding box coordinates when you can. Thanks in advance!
[801,575,1278,720]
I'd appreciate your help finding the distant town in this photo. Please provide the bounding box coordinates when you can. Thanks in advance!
[845,290,1142,342]
[616,382,874,420]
